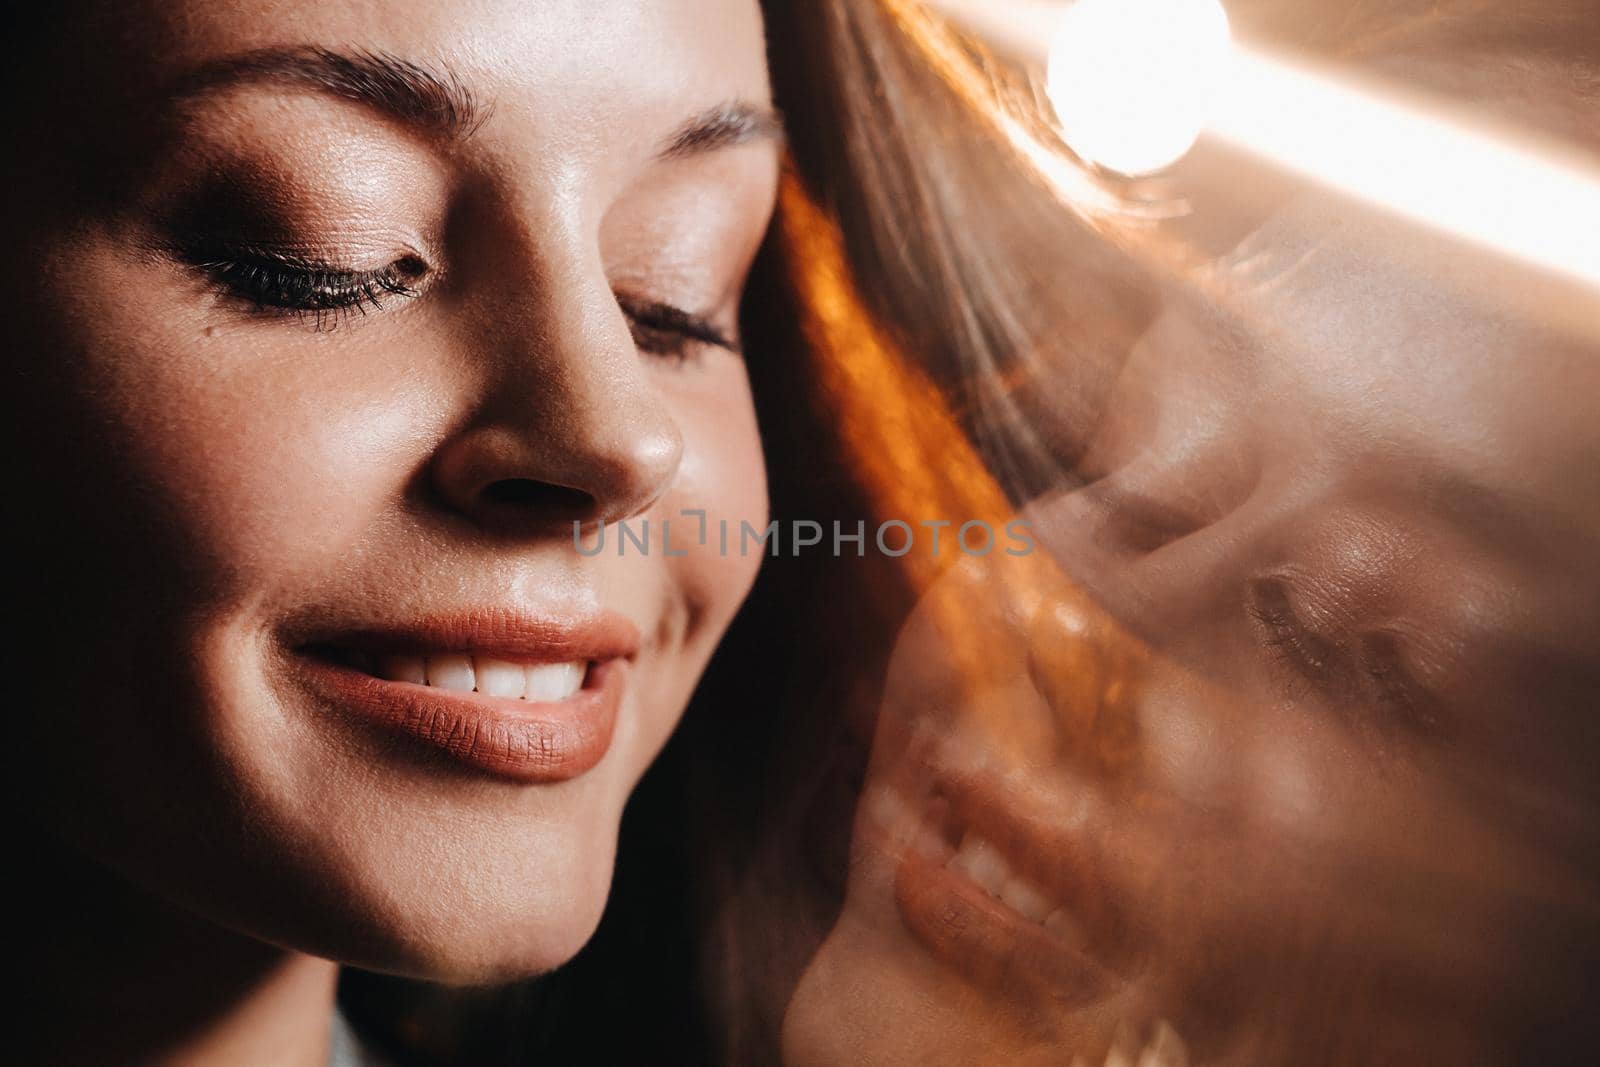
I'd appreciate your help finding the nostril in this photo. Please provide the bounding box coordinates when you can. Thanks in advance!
[481,478,594,515]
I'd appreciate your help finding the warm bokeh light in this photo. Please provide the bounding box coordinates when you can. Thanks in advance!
[1044,0,1233,176]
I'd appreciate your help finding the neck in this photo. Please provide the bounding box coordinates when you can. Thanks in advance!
[22,835,340,1067]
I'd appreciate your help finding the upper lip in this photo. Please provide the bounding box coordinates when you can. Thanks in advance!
[291,604,642,665]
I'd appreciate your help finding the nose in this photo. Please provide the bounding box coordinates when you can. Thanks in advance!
[429,270,684,535]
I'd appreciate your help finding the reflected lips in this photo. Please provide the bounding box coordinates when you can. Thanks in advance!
[863,747,1136,1011]
[884,785,1117,1009]
[893,847,1112,1008]
[292,610,639,783]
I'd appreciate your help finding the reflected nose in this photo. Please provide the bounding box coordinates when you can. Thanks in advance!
[429,285,684,534]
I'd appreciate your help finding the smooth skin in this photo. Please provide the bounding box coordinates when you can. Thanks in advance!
[6,1,777,1063]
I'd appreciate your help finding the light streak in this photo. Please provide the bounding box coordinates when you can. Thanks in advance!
[1209,51,1600,291]
[924,0,1600,290]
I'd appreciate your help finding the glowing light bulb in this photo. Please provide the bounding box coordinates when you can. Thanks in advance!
[1046,0,1233,176]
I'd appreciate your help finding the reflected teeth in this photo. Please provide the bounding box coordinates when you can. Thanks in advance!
[1135,1021,1188,1067]
[999,876,1054,923]
[878,790,1073,932]
[950,832,1013,896]
[1093,1022,1188,1067]
[371,654,588,701]
[941,828,1070,931]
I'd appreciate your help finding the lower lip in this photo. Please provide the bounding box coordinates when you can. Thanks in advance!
[294,654,625,783]
[891,843,1111,1010]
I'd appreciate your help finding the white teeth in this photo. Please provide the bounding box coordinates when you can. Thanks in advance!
[525,661,584,702]
[425,654,475,692]
[949,833,1012,897]
[474,657,528,698]
[999,876,1054,923]
[378,655,427,685]
[375,653,587,700]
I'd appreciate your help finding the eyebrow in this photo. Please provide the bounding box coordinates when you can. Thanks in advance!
[659,102,786,160]
[171,47,785,159]
[175,47,487,138]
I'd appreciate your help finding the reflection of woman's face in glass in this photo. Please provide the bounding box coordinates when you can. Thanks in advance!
[6,0,776,980]
[787,184,1600,1064]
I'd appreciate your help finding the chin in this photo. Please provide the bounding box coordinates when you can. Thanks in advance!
[222,800,627,985]
[367,877,617,986]
[285,763,636,983]
[214,626,657,982]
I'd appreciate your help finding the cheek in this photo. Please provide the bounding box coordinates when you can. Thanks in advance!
[26,250,442,610]
[658,363,768,628]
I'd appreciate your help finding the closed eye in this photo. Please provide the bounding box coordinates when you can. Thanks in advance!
[616,293,739,362]
[1247,576,1341,689]
[1246,576,1448,743]
[185,241,738,357]
[186,244,428,331]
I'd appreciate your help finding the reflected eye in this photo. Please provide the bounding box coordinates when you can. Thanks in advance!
[1246,577,1445,741]
[190,246,428,331]
[1359,631,1445,739]
[1247,577,1339,686]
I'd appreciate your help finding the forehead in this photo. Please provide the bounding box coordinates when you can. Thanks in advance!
[1203,190,1600,485]
[63,0,771,155]
[1184,46,1600,436]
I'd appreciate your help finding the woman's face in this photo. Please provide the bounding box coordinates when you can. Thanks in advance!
[785,185,1600,1064]
[5,0,776,980]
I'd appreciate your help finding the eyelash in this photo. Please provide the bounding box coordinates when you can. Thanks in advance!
[195,251,425,331]
[1246,579,1438,737]
[191,248,738,357]
[616,294,740,361]
[1248,581,1338,695]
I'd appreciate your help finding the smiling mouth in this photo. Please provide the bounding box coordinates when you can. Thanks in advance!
[290,610,639,784]
[862,767,1139,1015]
